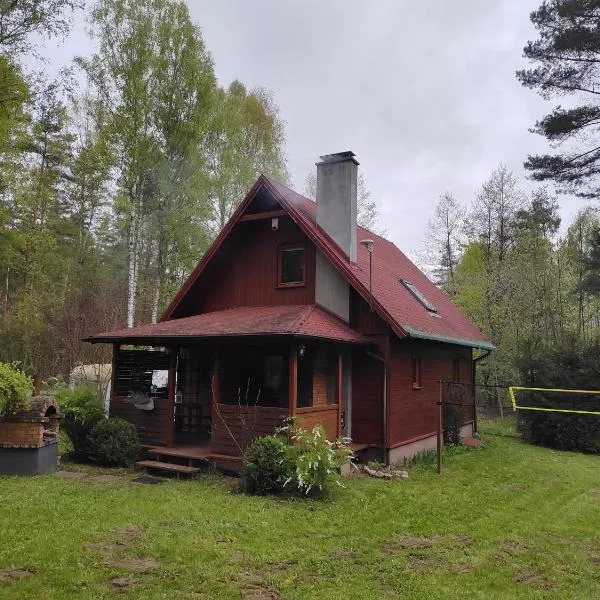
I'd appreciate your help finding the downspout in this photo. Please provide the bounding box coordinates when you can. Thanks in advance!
[366,348,387,464]
[472,350,491,434]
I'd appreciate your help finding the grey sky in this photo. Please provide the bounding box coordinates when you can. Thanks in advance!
[33,1,587,258]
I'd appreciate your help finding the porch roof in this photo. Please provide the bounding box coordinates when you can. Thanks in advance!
[85,305,367,345]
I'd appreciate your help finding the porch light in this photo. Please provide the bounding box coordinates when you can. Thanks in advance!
[298,344,306,359]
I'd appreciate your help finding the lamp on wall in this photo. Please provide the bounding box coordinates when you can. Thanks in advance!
[298,344,306,359]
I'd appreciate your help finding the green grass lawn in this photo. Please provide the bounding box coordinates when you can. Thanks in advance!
[1,418,599,600]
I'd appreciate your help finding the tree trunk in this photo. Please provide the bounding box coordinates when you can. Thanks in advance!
[127,193,141,328]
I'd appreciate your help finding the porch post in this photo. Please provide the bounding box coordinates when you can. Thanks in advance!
[211,351,220,406]
[165,347,177,448]
[110,343,120,398]
[289,345,298,417]
[337,351,343,438]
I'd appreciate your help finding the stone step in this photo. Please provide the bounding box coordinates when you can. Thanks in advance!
[135,460,201,475]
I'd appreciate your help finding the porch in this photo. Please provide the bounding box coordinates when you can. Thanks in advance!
[107,339,350,469]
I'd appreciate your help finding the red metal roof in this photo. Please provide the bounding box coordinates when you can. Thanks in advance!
[263,177,493,350]
[86,305,366,344]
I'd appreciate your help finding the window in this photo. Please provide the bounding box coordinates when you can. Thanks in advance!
[411,357,422,389]
[279,245,305,286]
[400,280,437,313]
[453,358,460,382]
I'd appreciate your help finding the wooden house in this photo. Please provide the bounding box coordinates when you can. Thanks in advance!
[86,151,493,473]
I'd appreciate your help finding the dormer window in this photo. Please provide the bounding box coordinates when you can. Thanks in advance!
[400,279,437,313]
[278,244,305,287]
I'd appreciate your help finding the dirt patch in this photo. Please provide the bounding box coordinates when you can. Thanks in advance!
[0,568,33,581]
[263,559,298,572]
[109,577,137,590]
[452,563,473,573]
[237,572,284,600]
[514,569,553,590]
[55,470,87,479]
[451,534,474,547]
[383,535,444,553]
[107,557,160,572]
[404,554,445,572]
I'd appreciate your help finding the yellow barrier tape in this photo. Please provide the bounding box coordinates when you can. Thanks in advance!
[508,386,600,416]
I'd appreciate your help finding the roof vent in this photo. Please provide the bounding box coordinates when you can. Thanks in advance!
[400,280,437,313]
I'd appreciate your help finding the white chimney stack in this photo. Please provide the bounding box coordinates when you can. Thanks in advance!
[316,151,358,262]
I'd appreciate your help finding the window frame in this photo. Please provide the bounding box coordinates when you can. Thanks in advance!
[411,356,422,390]
[277,243,306,288]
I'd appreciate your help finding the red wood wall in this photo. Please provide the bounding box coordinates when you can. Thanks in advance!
[173,217,315,317]
[387,340,473,447]
[351,352,384,445]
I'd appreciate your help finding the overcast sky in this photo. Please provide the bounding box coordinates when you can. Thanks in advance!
[33,1,587,258]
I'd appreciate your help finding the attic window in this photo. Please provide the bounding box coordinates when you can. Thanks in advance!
[401,280,437,313]
[278,244,305,287]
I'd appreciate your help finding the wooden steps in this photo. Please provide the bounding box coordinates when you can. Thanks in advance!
[137,445,243,476]
[135,460,200,478]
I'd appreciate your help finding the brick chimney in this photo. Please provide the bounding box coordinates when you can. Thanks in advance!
[316,151,358,262]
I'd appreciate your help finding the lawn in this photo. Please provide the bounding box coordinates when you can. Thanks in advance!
[1,418,599,600]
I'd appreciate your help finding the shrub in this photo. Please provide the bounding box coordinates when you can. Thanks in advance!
[241,435,294,495]
[88,417,139,467]
[0,362,32,416]
[56,386,104,459]
[515,339,600,454]
[288,425,353,495]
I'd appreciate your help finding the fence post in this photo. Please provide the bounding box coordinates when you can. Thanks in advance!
[437,380,443,475]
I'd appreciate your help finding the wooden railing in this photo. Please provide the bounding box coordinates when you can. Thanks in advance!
[211,404,288,456]
[296,405,339,440]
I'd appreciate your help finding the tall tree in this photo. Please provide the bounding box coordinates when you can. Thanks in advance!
[206,81,287,231]
[0,0,82,54]
[426,191,465,292]
[517,1,600,196]
[79,0,218,326]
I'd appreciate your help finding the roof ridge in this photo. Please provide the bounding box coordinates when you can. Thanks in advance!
[292,304,316,333]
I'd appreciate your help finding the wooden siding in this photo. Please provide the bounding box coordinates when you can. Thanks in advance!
[296,406,339,439]
[176,217,316,317]
[113,349,169,397]
[311,348,337,407]
[387,340,473,447]
[351,352,384,445]
[110,395,169,446]
[211,404,287,456]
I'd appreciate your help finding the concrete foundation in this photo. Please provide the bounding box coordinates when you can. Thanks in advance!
[0,441,58,475]
[387,423,474,465]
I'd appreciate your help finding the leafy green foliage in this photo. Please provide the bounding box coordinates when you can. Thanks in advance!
[242,426,353,497]
[56,386,104,459]
[0,361,32,416]
[288,425,353,496]
[241,435,294,495]
[516,338,600,453]
[87,417,139,466]
[516,1,600,196]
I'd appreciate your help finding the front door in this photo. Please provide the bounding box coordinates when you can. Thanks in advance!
[174,349,212,445]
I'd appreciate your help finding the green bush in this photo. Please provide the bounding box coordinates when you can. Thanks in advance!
[87,417,139,467]
[56,386,104,459]
[288,425,353,495]
[241,435,294,495]
[516,338,600,454]
[0,362,32,416]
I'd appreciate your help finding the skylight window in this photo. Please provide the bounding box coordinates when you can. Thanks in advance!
[400,280,437,313]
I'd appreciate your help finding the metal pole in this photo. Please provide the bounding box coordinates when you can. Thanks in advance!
[437,380,443,475]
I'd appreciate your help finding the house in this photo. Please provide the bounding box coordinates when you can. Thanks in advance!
[86,151,494,473]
